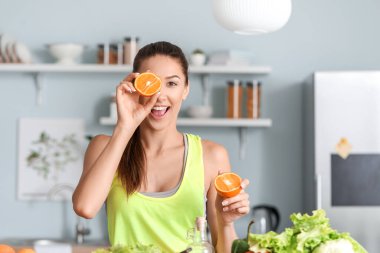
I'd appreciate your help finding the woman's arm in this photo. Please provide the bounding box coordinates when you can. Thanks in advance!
[72,72,160,219]
[203,141,250,253]
[72,126,134,219]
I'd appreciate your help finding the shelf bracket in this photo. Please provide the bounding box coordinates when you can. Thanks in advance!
[32,73,43,106]
[239,127,247,160]
[201,74,210,106]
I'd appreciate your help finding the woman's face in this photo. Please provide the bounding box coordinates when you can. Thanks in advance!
[137,54,189,130]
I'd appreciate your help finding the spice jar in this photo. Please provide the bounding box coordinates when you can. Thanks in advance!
[97,43,109,64]
[117,43,123,65]
[109,44,118,64]
[227,80,243,118]
[123,37,140,65]
[246,80,261,119]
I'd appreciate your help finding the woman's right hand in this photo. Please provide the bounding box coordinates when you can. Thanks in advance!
[116,72,160,129]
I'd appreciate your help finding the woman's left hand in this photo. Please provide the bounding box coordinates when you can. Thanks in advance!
[215,179,250,224]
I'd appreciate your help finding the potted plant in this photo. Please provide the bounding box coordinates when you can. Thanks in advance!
[190,48,206,66]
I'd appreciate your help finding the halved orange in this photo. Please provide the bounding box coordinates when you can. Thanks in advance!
[134,72,162,97]
[0,245,15,253]
[18,248,35,253]
[214,172,242,198]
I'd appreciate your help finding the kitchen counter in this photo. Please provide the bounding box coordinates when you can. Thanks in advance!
[0,239,109,253]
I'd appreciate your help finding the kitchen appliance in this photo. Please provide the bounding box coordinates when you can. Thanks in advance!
[251,204,280,234]
[304,71,380,252]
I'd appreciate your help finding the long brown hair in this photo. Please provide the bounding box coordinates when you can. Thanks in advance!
[118,41,189,197]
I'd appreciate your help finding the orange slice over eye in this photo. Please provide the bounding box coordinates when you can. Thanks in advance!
[214,172,242,198]
[0,245,15,253]
[18,248,36,253]
[134,72,162,97]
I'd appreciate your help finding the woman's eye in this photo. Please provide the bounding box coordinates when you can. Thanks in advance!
[167,82,178,87]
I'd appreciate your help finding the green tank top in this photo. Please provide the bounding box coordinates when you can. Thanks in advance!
[106,133,205,252]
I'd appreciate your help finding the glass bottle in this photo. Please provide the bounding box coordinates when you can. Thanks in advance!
[186,216,215,253]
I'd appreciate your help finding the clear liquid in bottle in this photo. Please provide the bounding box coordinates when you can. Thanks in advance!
[186,216,215,253]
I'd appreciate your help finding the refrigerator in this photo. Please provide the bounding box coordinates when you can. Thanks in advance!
[304,71,380,252]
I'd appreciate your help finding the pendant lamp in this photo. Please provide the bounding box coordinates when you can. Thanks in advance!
[212,0,292,35]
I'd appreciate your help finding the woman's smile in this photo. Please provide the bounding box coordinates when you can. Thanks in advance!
[150,105,171,119]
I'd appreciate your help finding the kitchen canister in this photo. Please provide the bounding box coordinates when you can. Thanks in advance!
[123,37,140,65]
[109,44,119,64]
[227,80,243,118]
[97,43,109,64]
[246,80,261,119]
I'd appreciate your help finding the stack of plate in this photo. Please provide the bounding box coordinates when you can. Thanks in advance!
[0,34,32,64]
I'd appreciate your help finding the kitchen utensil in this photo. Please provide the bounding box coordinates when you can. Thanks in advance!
[251,204,280,234]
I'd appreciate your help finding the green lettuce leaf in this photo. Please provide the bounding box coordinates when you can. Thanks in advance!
[248,209,368,253]
[92,243,162,253]
[341,234,368,253]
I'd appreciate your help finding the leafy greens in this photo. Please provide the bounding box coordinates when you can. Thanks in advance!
[248,209,367,253]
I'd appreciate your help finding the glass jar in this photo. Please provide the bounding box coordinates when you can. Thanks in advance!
[246,80,261,119]
[117,43,123,65]
[123,37,140,65]
[227,80,243,118]
[109,44,118,64]
[97,43,109,64]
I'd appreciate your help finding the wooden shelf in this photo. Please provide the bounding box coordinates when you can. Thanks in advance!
[1,63,273,159]
[0,63,272,74]
[0,64,131,73]
[0,63,271,107]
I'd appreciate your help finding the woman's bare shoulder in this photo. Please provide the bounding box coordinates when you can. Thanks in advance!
[201,139,231,174]
[88,134,111,150]
[90,134,111,143]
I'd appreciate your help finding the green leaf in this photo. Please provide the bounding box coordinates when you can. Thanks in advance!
[247,209,368,253]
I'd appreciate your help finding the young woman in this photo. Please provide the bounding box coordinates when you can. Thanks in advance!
[72,41,250,253]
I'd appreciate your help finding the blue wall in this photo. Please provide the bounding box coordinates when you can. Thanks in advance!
[1,0,380,241]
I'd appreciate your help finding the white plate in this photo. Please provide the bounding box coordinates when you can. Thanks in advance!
[0,34,6,62]
[0,34,12,55]
[7,42,18,63]
[0,34,3,63]
[14,42,32,63]
[0,34,14,63]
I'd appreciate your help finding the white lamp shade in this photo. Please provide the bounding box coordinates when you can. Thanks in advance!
[212,0,292,35]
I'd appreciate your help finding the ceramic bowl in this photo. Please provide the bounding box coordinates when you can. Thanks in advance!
[186,105,213,118]
[48,43,84,65]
